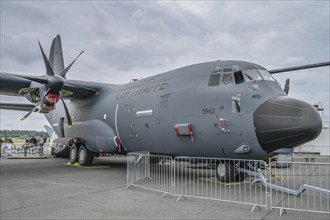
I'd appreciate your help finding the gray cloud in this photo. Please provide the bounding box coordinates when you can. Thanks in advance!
[0,1,329,130]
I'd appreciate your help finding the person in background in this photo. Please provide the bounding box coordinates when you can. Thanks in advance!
[39,135,45,146]
[30,136,37,146]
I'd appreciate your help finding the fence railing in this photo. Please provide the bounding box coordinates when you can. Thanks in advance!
[270,161,330,215]
[174,157,270,210]
[1,143,44,158]
[126,152,330,215]
[126,153,174,197]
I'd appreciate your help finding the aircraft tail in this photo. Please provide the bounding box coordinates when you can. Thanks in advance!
[44,125,54,137]
[49,35,65,75]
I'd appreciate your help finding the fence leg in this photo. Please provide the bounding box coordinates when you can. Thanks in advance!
[279,208,287,216]
[266,192,272,211]
[251,204,261,213]
[161,192,174,198]
[125,183,137,189]
[176,195,187,202]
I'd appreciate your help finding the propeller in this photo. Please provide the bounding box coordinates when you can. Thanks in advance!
[284,77,290,95]
[20,37,86,128]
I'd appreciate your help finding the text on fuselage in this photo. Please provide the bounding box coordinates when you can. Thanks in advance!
[116,78,170,99]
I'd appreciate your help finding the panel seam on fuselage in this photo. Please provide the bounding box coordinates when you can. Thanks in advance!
[115,104,127,151]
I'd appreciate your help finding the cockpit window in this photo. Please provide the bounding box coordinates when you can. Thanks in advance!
[258,69,275,81]
[234,71,244,84]
[221,73,233,85]
[208,74,221,86]
[242,69,263,82]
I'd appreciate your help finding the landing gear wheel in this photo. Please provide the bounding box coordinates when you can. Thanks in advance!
[234,162,247,182]
[216,160,235,182]
[78,145,94,166]
[216,160,247,182]
[69,144,79,163]
[234,171,247,182]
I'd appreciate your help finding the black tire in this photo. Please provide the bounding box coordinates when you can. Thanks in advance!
[234,161,247,182]
[234,171,247,182]
[216,160,235,182]
[69,144,79,163]
[150,157,161,164]
[78,145,94,166]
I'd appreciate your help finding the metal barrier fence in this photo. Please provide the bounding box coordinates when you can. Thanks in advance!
[126,153,174,197]
[270,161,330,215]
[126,152,330,215]
[1,144,44,158]
[174,157,270,211]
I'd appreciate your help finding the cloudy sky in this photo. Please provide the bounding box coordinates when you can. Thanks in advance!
[1,1,329,131]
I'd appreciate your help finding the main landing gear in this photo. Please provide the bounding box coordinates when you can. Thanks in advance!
[69,143,94,166]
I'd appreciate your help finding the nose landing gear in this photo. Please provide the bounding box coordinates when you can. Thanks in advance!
[215,160,247,182]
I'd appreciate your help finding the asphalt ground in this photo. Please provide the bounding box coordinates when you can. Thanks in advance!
[1,155,329,220]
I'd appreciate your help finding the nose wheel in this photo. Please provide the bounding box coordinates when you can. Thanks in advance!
[216,160,246,182]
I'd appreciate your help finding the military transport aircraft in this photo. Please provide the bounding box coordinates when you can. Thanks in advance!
[1,35,329,182]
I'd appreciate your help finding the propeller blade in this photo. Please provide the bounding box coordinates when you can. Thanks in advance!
[284,78,290,95]
[59,51,84,78]
[64,83,99,95]
[13,74,48,85]
[38,40,55,76]
[21,88,51,121]
[59,94,73,128]
[20,105,39,121]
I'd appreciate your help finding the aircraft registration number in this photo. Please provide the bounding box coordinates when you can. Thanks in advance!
[202,108,215,114]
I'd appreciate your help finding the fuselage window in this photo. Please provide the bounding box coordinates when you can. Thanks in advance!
[221,73,233,85]
[234,71,244,84]
[208,74,221,86]
[242,69,263,82]
[258,69,275,81]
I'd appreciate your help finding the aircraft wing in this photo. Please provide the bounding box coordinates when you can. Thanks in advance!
[269,61,330,74]
[0,72,32,96]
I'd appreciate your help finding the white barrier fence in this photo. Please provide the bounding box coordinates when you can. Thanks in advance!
[1,143,44,158]
[270,161,330,215]
[174,157,270,210]
[126,153,330,215]
[126,153,174,197]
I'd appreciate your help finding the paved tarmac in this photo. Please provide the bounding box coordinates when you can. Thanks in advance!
[1,155,329,220]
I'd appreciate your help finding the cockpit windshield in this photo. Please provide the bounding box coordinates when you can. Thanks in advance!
[258,69,275,81]
[241,69,275,82]
[208,68,276,87]
[242,69,263,82]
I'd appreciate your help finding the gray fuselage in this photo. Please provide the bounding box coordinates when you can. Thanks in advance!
[46,60,321,160]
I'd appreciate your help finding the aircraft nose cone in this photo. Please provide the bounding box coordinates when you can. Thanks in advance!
[253,96,322,153]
